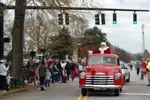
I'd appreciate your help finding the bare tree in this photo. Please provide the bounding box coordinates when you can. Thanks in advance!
[24,13,61,52]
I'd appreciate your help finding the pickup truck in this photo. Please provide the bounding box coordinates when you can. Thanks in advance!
[79,54,124,96]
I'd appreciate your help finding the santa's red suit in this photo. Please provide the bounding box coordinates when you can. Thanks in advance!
[89,46,111,54]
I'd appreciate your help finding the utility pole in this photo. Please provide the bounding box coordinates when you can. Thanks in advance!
[142,24,145,57]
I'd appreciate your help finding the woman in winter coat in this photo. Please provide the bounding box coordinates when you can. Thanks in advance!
[37,60,47,91]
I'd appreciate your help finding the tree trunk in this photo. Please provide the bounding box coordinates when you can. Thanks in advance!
[11,0,26,80]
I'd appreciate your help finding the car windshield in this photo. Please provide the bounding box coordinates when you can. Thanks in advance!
[88,56,117,65]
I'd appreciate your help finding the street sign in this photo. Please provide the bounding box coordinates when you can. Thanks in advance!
[37,54,44,56]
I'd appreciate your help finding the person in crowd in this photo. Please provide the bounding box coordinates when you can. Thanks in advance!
[70,62,75,81]
[78,61,84,73]
[0,60,9,92]
[135,60,141,75]
[26,61,31,71]
[37,60,47,91]
[71,69,76,81]
[60,60,67,83]
[45,69,51,87]
[50,61,59,83]
[53,62,59,82]
[56,60,62,82]
[146,58,150,86]
[70,63,75,74]
[49,61,55,83]
[65,61,70,81]
[141,58,147,80]
[88,42,111,54]
[129,63,133,71]
[75,64,79,77]
[29,67,36,85]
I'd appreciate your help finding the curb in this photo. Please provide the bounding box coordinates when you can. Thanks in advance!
[0,88,27,98]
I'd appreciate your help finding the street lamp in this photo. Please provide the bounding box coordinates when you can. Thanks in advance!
[142,24,145,57]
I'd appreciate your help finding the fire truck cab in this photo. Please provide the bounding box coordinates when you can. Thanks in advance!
[79,54,124,96]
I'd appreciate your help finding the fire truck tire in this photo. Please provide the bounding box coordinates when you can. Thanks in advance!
[120,88,122,92]
[114,89,120,96]
[81,88,87,96]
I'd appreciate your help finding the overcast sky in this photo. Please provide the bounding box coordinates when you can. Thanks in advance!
[1,0,150,53]
[88,0,150,53]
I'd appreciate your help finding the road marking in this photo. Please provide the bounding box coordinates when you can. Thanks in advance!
[122,93,150,96]
[83,96,88,100]
[77,95,82,100]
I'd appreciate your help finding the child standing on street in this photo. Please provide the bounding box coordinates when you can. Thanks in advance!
[71,71,76,81]
[45,69,51,87]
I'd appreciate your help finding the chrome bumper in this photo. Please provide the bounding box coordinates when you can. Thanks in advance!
[80,85,122,89]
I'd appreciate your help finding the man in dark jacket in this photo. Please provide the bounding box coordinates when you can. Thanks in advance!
[65,62,70,81]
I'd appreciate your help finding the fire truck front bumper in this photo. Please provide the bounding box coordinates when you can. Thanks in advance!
[80,85,122,90]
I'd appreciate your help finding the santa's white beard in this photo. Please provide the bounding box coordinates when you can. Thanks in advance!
[99,46,109,54]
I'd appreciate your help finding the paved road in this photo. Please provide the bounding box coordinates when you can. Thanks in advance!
[2,68,150,100]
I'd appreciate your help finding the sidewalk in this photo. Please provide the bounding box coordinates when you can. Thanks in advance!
[0,84,35,98]
[0,88,26,97]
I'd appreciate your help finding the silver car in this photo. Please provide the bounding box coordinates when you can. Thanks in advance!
[120,61,130,83]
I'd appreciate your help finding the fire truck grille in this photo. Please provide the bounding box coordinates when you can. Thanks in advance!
[86,76,114,85]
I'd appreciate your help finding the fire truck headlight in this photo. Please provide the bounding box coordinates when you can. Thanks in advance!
[80,73,85,79]
[115,73,121,80]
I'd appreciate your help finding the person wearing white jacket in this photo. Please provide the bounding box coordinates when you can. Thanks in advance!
[0,60,9,92]
[45,69,51,87]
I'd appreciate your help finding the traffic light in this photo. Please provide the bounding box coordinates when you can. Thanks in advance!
[3,37,10,43]
[38,48,46,53]
[38,48,43,52]
[30,50,36,58]
[65,13,69,25]
[58,13,63,25]
[95,14,100,25]
[101,13,105,25]
[113,12,117,24]
[133,13,137,24]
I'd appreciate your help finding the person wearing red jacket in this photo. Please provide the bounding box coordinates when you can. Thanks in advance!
[141,59,147,80]
[88,42,111,54]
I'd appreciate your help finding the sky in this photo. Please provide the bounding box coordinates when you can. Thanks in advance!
[88,0,150,53]
[1,0,150,54]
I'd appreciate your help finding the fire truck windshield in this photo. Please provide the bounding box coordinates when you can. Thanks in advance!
[88,56,117,65]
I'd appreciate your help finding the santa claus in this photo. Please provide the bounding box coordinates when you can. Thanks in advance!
[88,42,111,54]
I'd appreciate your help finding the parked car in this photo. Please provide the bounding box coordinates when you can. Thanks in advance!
[120,61,130,83]
[79,54,125,96]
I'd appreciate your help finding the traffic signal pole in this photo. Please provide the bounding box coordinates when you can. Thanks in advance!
[5,6,149,12]
[0,4,4,59]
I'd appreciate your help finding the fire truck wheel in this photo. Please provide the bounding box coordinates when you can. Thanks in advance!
[81,88,87,96]
[114,89,120,96]
[120,88,122,92]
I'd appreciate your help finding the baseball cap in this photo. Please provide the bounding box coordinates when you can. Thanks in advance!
[0,59,6,63]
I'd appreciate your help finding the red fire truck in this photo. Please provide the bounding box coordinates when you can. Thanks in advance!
[79,54,124,96]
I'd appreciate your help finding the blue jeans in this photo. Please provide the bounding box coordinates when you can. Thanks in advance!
[51,73,55,83]
[54,74,59,82]
[40,76,45,86]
